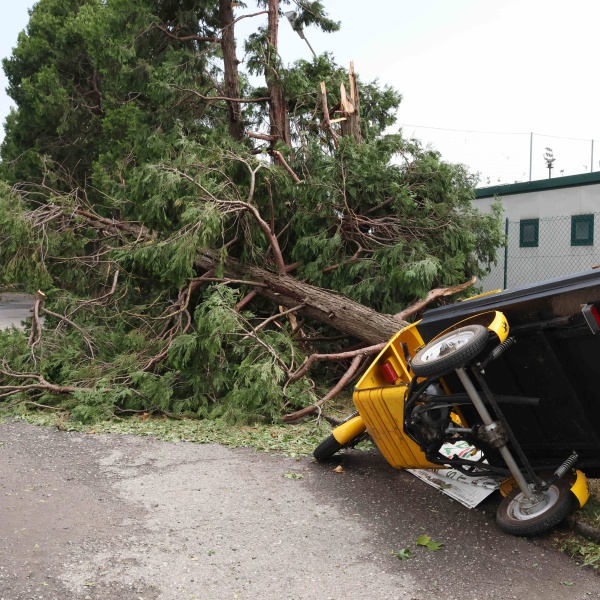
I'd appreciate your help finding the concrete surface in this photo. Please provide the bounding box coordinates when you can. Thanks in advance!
[0,294,35,330]
[1,421,598,600]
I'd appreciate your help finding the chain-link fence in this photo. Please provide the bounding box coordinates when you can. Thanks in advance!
[480,213,600,292]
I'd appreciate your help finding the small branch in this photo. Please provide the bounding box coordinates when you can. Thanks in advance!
[235,290,258,312]
[231,10,269,26]
[40,306,96,358]
[249,304,306,337]
[174,86,269,103]
[288,343,385,384]
[201,277,268,287]
[156,24,219,44]
[283,355,364,422]
[0,365,100,397]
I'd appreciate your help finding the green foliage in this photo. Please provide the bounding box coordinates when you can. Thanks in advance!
[0,0,503,424]
[167,286,316,423]
[392,548,414,560]
[416,535,444,552]
[561,536,600,569]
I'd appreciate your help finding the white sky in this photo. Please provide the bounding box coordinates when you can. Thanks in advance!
[2,0,600,184]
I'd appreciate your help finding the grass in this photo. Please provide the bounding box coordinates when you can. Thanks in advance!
[559,478,600,569]
[0,410,334,457]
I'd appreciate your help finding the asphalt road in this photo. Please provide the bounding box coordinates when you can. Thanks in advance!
[1,421,598,600]
[0,294,34,330]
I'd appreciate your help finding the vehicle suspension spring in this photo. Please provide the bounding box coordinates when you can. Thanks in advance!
[478,336,516,370]
[489,336,516,361]
[554,451,579,478]
[342,410,359,423]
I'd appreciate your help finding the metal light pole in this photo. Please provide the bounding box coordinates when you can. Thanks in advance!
[284,11,317,59]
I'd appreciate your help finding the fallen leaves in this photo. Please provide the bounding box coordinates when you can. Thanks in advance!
[392,534,445,560]
[416,535,444,552]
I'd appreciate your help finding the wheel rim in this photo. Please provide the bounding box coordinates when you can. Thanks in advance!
[419,330,476,364]
[506,486,560,521]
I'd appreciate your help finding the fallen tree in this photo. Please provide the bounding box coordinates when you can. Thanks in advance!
[0,0,503,423]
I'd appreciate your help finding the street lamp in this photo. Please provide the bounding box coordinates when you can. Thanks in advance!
[284,11,317,59]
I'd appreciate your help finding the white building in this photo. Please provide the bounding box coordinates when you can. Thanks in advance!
[475,172,600,291]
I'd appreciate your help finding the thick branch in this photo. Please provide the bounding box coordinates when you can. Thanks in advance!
[395,277,477,320]
[28,290,45,351]
[175,87,269,104]
[272,150,301,183]
[156,24,219,44]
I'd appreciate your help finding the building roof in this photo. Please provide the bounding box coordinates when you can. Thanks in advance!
[476,171,600,199]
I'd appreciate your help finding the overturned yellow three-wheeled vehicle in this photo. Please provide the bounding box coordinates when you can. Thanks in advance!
[313,270,600,535]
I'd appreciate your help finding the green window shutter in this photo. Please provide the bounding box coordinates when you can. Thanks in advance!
[571,214,594,246]
[519,219,539,247]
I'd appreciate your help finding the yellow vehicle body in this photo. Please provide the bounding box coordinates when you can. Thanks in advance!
[348,313,509,470]
[337,309,588,510]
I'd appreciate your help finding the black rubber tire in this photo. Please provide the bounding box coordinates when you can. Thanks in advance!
[411,325,489,377]
[496,479,573,536]
[313,434,342,461]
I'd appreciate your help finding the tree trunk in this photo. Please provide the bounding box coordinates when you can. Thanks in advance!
[195,250,407,344]
[219,0,244,141]
[267,0,290,145]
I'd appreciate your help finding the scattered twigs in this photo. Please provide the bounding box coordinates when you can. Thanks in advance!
[395,277,477,320]
[39,306,96,358]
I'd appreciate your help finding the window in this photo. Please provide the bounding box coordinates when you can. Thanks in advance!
[520,219,539,247]
[571,214,594,246]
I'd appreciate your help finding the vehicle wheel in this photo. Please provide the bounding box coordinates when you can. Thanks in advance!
[313,434,342,461]
[496,479,573,536]
[411,325,489,377]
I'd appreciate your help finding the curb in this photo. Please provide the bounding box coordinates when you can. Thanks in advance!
[567,515,600,544]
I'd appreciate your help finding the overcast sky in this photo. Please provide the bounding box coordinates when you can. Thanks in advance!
[2,0,599,183]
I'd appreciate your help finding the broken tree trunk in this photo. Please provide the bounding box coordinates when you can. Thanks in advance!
[195,250,408,344]
[339,61,362,144]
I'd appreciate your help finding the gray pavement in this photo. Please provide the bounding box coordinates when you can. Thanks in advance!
[1,420,598,600]
[0,293,34,330]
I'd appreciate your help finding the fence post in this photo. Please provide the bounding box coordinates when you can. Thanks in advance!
[503,218,509,290]
[592,140,595,173]
[529,133,533,181]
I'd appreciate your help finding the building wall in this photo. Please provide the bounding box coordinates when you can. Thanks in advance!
[474,173,600,291]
